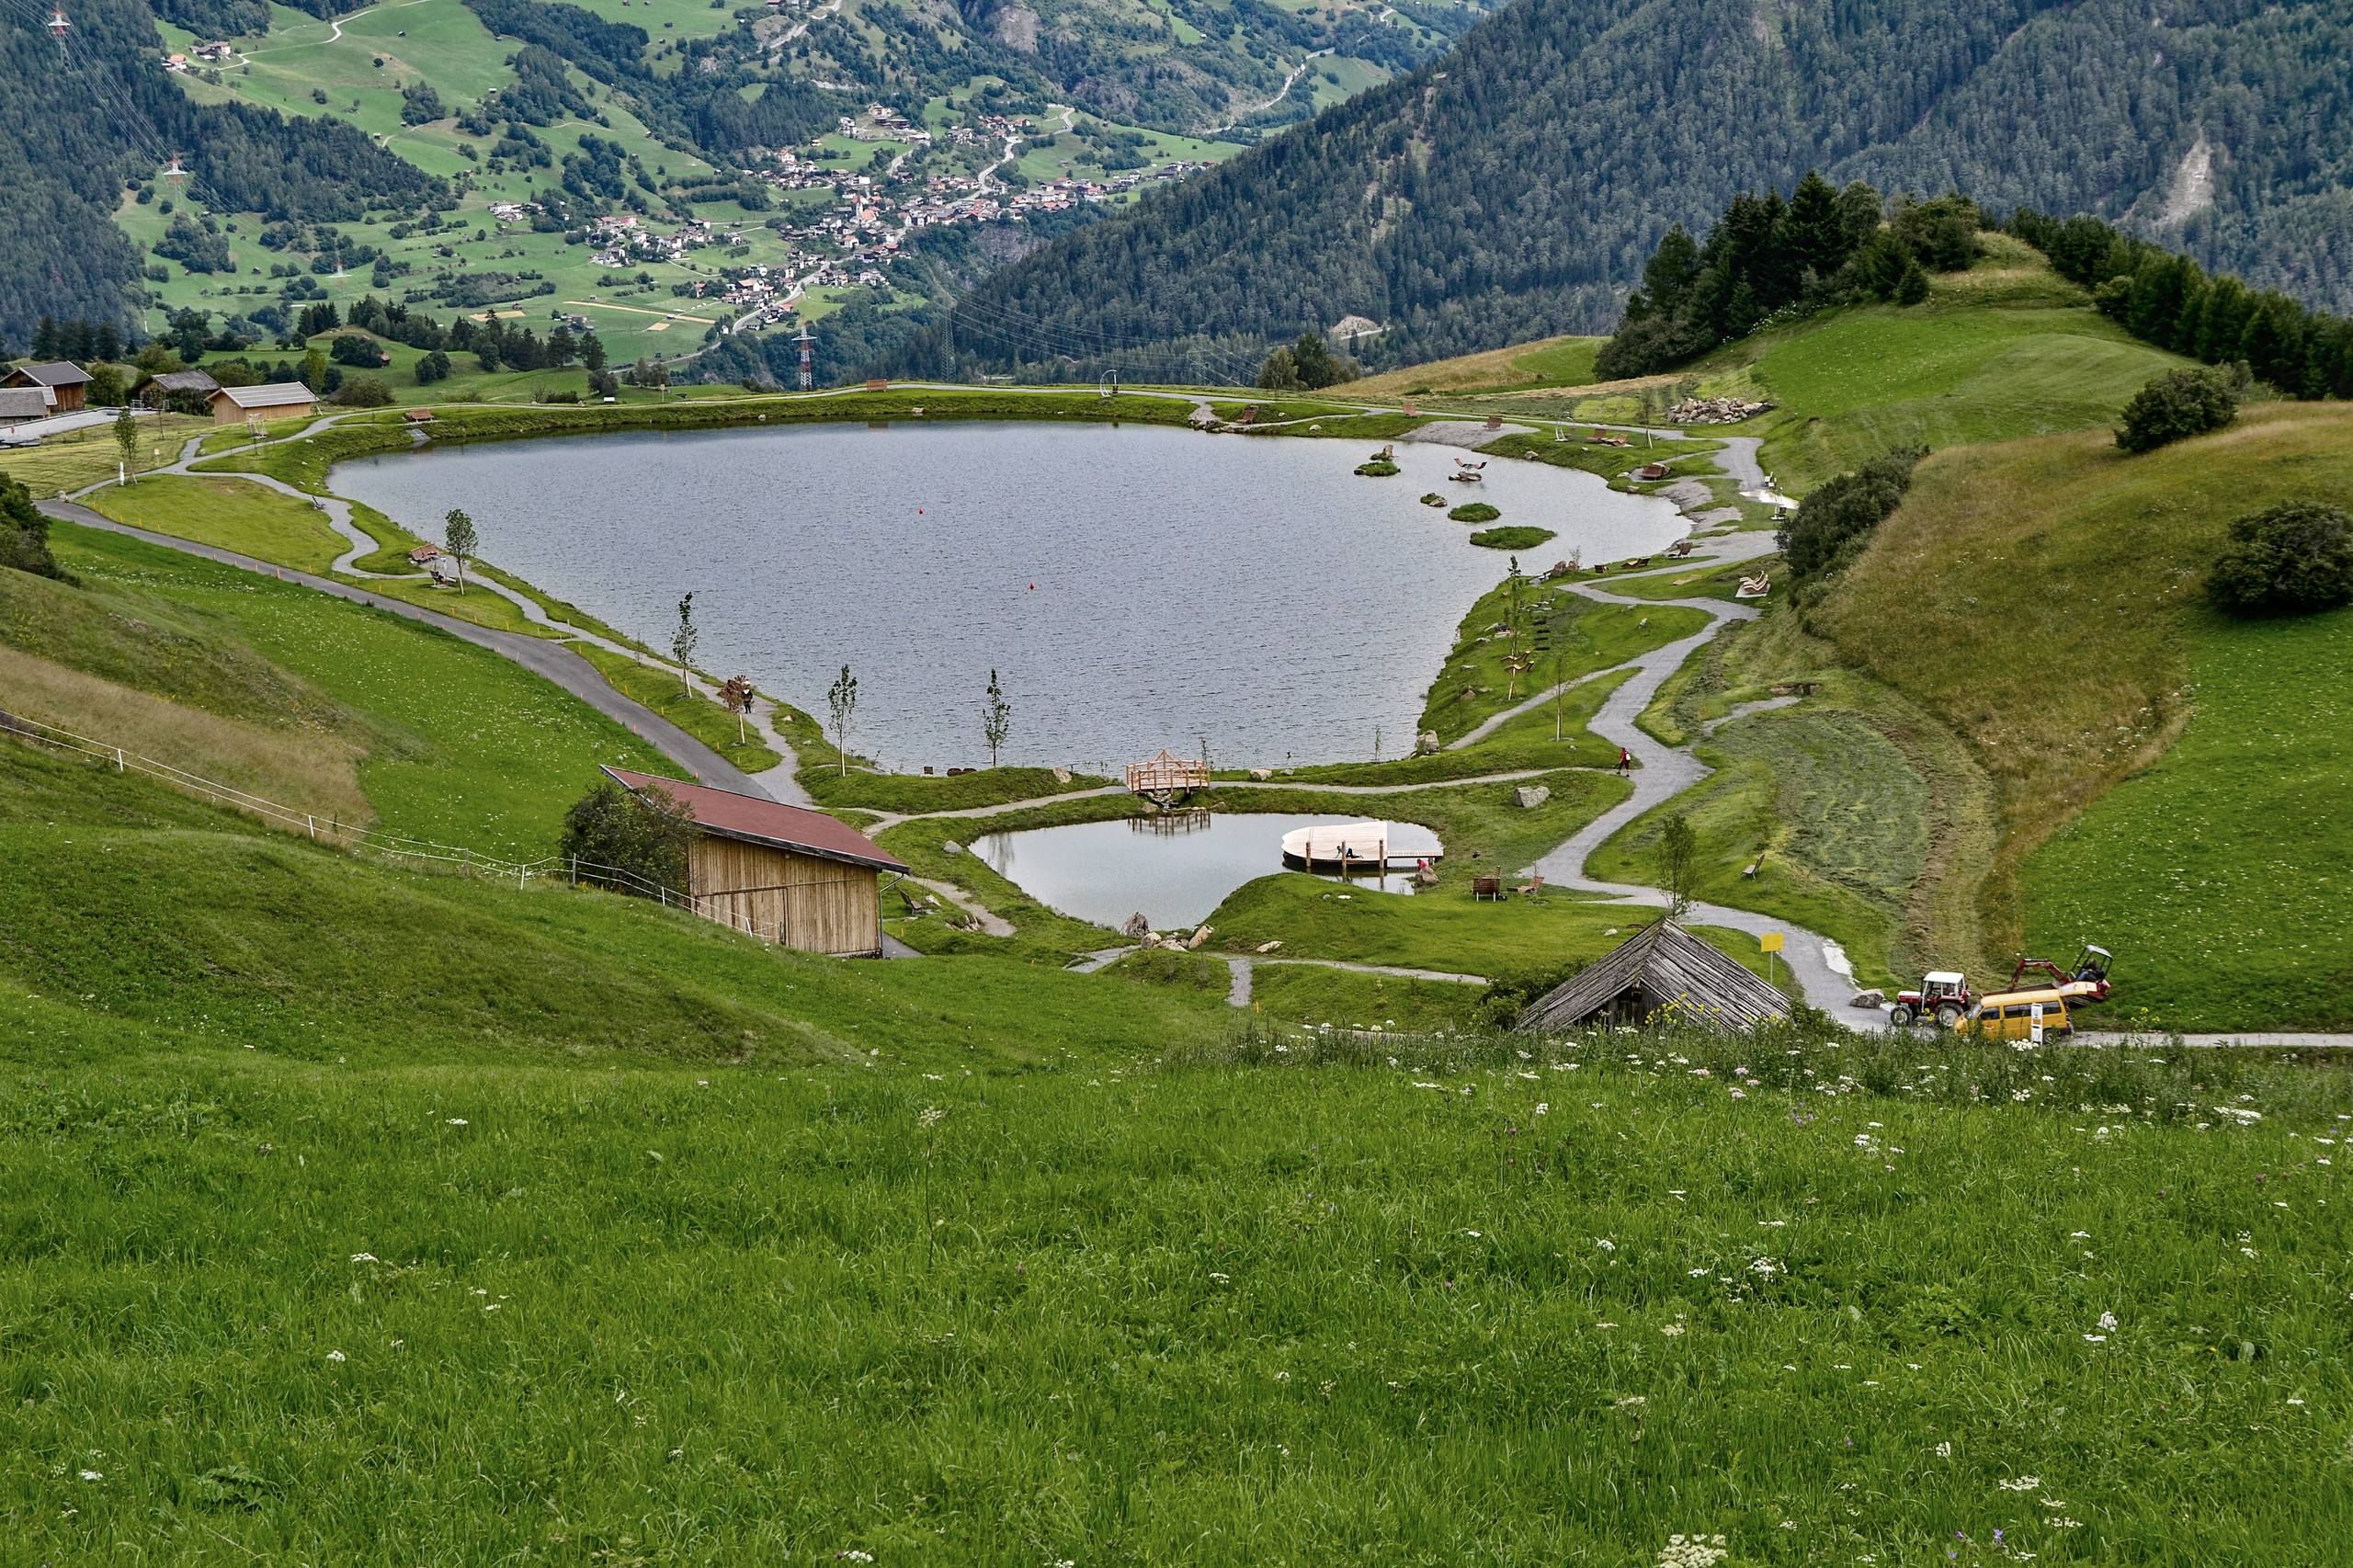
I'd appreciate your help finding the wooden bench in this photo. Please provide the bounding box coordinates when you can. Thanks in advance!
[1472,876,1503,902]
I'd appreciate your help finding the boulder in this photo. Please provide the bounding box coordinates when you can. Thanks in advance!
[1512,785,1552,809]
[1051,767,1072,784]
[1416,730,1440,755]
[1248,767,1272,781]
[941,840,963,856]
[1121,911,1151,941]
[1255,939,1283,954]
[1849,989,1887,1010]
[1187,925,1212,949]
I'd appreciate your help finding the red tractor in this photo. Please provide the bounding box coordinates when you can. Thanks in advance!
[1888,971,1972,1028]
[2011,944,2115,1006]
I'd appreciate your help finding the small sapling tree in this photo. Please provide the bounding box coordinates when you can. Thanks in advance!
[671,591,699,696]
[981,668,1012,767]
[827,663,858,776]
[441,507,477,592]
[113,405,139,483]
[1654,812,1699,920]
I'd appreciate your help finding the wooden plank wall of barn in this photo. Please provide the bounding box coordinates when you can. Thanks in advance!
[688,837,881,957]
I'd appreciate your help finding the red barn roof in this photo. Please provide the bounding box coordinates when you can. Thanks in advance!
[601,767,907,873]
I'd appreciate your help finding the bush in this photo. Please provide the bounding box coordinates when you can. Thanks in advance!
[1354,460,1399,476]
[1449,502,1501,523]
[328,376,393,407]
[1779,447,1925,582]
[2115,365,2244,454]
[556,779,695,895]
[2207,502,2353,617]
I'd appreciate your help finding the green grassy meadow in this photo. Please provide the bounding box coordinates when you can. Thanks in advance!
[2024,604,2353,1029]
[7,971,2348,1560]
[18,521,680,858]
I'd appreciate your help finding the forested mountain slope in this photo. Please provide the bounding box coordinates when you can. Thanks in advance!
[0,0,433,347]
[939,0,2353,378]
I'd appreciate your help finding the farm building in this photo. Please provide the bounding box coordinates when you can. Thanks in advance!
[600,767,907,958]
[1,361,90,413]
[1518,920,1792,1036]
[0,388,51,427]
[208,381,317,424]
[133,369,221,413]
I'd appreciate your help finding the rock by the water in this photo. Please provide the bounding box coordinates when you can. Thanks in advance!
[1248,767,1272,781]
[1187,925,1213,949]
[1121,911,1151,940]
[1850,989,1887,1009]
[1052,767,1072,783]
[1416,731,1440,755]
[1512,785,1552,809]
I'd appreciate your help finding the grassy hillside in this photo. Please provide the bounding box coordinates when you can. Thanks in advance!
[1698,239,2196,493]
[1810,402,2353,1028]
[6,521,682,858]
[1350,335,1605,398]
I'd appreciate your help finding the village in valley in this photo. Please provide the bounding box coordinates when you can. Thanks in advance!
[560,101,1216,338]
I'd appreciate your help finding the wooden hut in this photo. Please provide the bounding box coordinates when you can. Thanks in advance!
[1518,920,1791,1036]
[2,361,90,413]
[209,381,317,425]
[133,369,220,412]
[601,767,907,957]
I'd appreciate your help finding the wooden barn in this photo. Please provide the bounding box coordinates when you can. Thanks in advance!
[2,361,91,413]
[208,381,317,425]
[1518,920,1792,1036]
[601,767,906,958]
[133,368,221,413]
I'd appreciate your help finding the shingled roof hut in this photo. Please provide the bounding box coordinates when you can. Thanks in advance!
[1518,920,1792,1036]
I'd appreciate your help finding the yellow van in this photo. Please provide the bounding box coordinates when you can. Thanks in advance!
[1952,987,2072,1041]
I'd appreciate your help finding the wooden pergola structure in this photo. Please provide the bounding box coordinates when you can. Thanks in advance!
[1123,747,1210,804]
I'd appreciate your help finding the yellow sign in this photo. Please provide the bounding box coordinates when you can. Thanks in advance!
[1759,932,1785,954]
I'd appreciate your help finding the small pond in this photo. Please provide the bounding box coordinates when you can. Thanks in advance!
[334,419,1686,768]
[974,812,1422,931]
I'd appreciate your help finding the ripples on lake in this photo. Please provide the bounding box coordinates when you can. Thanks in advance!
[336,420,1686,767]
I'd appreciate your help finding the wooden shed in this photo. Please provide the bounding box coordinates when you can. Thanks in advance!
[1518,920,1792,1036]
[2,361,91,413]
[601,767,907,958]
[208,381,317,425]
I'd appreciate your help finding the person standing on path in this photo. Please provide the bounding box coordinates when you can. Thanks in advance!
[1617,746,1632,775]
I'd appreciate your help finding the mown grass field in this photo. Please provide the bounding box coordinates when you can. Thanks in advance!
[2025,603,2353,1029]
[1597,610,1998,990]
[1699,237,2192,494]
[6,962,2347,1561]
[1814,402,2353,1013]
[1350,335,1607,398]
[0,414,211,495]
[84,473,348,574]
[18,521,680,858]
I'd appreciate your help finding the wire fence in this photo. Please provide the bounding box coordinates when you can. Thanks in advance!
[2,710,789,945]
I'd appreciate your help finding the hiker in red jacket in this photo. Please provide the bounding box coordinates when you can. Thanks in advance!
[1617,747,1632,775]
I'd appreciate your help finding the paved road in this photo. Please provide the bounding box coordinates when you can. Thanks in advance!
[69,418,814,803]
[39,499,764,795]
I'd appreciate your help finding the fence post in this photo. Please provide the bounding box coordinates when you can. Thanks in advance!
[116,747,125,772]
[570,856,578,887]
[306,814,315,840]
[462,847,471,878]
